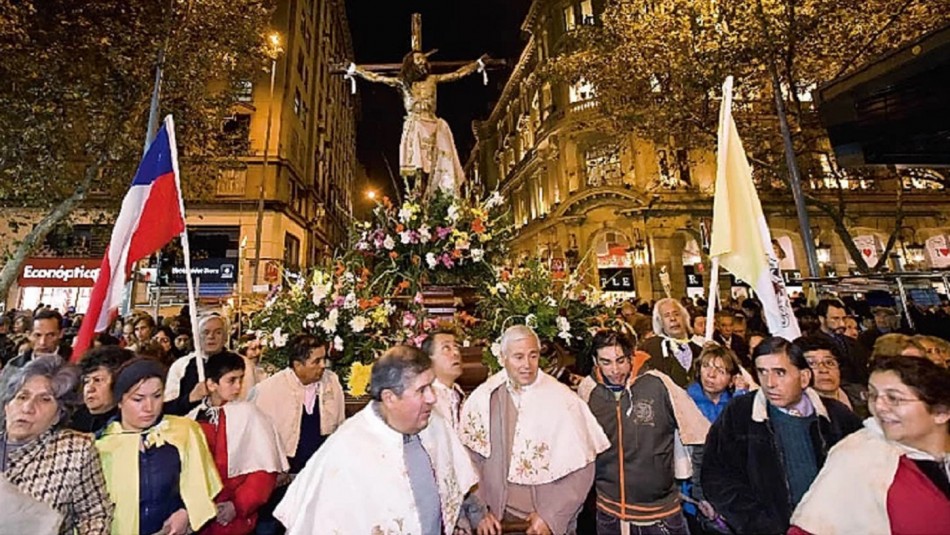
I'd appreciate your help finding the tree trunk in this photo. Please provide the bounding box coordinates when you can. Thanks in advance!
[0,159,103,302]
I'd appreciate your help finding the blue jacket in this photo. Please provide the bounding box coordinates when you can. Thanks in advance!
[686,382,745,423]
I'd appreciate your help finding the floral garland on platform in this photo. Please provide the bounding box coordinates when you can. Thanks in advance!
[252,189,511,388]
[472,259,612,373]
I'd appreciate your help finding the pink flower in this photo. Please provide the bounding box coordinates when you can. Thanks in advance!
[411,334,427,348]
[436,227,452,240]
[441,254,455,269]
[402,312,417,328]
[413,292,424,304]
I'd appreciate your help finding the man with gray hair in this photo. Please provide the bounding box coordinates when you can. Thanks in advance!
[640,298,702,387]
[460,325,610,534]
[164,313,257,416]
[274,345,487,535]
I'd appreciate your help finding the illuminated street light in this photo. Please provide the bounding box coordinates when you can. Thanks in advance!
[366,189,378,201]
[252,31,283,286]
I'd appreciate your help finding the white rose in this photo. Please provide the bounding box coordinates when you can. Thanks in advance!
[447,204,460,223]
[425,252,438,269]
[272,327,287,348]
[343,292,357,309]
[400,231,412,244]
[471,248,484,262]
[383,235,395,250]
[350,315,368,333]
[333,335,344,351]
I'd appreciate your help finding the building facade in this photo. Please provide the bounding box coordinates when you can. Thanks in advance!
[3,0,357,314]
[468,0,950,302]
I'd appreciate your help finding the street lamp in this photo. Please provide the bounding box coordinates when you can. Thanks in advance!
[252,31,284,286]
[816,242,832,265]
[366,189,378,201]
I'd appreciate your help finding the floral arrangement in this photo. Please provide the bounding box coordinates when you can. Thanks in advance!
[251,262,394,378]
[252,189,513,389]
[353,190,512,296]
[472,258,612,373]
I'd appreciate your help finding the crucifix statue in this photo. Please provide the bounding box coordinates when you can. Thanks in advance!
[339,14,500,200]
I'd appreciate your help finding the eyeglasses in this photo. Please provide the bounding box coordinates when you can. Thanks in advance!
[867,390,923,408]
[806,359,839,370]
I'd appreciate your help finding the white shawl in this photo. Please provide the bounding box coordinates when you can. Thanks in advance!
[791,418,946,535]
[274,403,479,535]
[460,370,610,485]
[249,368,345,457]
[186,400,289,478]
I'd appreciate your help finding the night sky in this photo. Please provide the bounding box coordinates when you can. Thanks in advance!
[344,0,531,202]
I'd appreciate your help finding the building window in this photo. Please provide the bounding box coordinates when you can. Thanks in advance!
[902,168,946,190]
[235,80,252,102]
[569,78,595,103]
[284,233,301,272]
[563,4,576,31]
[656,148,688,189]
[580,0,595,24]
[586,143,623,186]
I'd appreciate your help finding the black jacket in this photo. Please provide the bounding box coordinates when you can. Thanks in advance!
[639,337,701,388]
[587,372,681,521]
[700,390,862,534]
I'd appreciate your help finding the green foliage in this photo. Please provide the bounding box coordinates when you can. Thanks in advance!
[0,0,273,294]
[472,259,611,373]
[549,0,950,167]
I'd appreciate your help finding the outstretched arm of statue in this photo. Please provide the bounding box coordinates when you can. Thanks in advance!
[435,54,489,83]
[344,62,402,88]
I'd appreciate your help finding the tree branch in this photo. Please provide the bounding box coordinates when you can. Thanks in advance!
[0,155,106,298]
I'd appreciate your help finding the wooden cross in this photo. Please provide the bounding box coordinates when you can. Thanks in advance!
[331,13,506,74]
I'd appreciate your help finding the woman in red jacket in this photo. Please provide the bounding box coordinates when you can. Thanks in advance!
[189,352,288,535]
[790,356,950,535]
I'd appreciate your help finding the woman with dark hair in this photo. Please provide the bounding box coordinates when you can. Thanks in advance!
[154,325,184,360]
[96,358,222,535]
[791,357,950,534]
[0,356,113,534]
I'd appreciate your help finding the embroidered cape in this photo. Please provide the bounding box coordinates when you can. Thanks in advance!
[460,370,610,485]
[274,403,478,535]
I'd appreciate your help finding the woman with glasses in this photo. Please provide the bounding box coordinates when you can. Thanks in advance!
[790,356,950,534]
[791,336,869,419]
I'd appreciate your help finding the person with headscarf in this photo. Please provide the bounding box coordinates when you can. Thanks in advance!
[164,313,257,416]
[96,358,222,535]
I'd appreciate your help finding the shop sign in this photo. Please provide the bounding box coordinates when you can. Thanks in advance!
[599,267,635,292]
[684,265,704,288]
[783,270,803,286]
[17,258,101,288]
[170,258,237,283]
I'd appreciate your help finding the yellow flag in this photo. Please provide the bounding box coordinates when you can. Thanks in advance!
[710,77,800,340]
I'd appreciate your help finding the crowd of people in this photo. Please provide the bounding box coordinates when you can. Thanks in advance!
[0,292,947,534]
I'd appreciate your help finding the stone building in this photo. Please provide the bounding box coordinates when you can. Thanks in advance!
[3,0,358,313]
[467,0,950,302]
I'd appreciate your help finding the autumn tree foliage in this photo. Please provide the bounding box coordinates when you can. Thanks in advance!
[550,0,950,271]
[0,0,273,297]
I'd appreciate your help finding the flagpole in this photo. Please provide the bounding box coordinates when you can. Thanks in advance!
[164,114,205,382]
[705,256,720,341]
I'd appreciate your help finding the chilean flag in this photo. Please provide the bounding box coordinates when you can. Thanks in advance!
[72,116,187,360]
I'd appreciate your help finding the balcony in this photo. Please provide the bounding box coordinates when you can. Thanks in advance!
[569,99,599,114]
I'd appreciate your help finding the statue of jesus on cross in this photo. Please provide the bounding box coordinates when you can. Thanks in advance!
[342,14,490,200]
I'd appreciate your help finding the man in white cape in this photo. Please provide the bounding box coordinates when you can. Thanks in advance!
[275,346,485,535]
[460,325,611,534]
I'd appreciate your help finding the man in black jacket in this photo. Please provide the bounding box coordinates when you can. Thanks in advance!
[640,298,702,388]
[7,308,72,367]
[701,336,862,534]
